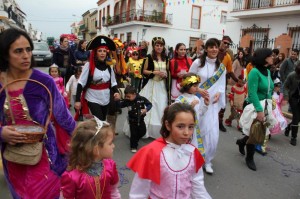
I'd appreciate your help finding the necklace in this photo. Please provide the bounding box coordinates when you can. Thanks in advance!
[86,164,106,199]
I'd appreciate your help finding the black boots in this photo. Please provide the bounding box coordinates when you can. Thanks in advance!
[245,144,256,171]
[290,125,298,146]
[236,136,248,155]
[285,123,291,137]
[219,122,227,132]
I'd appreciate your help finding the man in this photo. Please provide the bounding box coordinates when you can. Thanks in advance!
[280,49,299,85]
[218,35,238,132]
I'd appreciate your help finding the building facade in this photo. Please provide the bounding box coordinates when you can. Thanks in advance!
[226,0,300,57]
[92,0,228,50]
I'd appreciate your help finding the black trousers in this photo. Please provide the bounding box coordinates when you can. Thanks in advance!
[289,98,300,138]
[87,101,108,121]
[129,121,146,149]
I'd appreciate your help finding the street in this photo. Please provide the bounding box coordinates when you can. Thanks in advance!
[0,67,300,199]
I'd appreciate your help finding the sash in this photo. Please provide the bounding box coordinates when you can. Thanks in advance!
[196,63,226,99]
[176,96,205,157]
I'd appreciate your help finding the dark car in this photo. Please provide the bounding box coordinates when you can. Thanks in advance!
[32,41,53,66]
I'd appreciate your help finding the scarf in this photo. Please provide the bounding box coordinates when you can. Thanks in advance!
[256,65,269,76]
[86,161,103,176]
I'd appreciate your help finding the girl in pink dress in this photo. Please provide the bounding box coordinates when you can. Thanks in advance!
[49,64,69,107]
[61,117,121,198]
[128,103,211,199]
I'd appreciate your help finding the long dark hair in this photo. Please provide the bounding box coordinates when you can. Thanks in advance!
[77,39,86,51]
[173,43,191,72]
[151,40,167,61]
[160,103,195,138]
[199,38,221,71]
[0,28,35,71]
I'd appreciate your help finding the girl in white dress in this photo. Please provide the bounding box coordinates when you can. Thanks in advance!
[189,38,226,174]
[138,37,171,138]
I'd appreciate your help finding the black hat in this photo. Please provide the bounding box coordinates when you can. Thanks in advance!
[152,37,165,47]
[86,35,116,51]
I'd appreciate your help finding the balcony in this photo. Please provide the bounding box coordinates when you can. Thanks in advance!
[231,0,300,18]
[79,24,87,32]
[104,9,173,28]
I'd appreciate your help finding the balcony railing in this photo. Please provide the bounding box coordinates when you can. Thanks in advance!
[233,0,300,11]
[103,9,173,26]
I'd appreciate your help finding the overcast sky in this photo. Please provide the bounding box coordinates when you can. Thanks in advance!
[16,0,98,39]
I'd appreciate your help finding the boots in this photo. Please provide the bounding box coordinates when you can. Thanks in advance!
[290,125,298,146]
[219,122,227,132]
[236,136,248,155]
[245,144,256,171]
[285,123,291,137]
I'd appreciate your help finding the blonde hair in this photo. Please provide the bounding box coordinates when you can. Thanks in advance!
[67,119,113,171]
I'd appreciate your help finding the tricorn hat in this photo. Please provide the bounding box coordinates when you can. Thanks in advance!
[86,35,116,51]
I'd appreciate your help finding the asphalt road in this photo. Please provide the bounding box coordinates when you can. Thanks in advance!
[0,67,300,199]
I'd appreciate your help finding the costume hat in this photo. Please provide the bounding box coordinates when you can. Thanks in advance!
[86,35,116,51]
[152,37,165,47]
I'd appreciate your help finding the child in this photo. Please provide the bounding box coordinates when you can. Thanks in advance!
[175,73,209,157]
[127,50,144,91]
[225,74,247,131]
[49,64,69,107]
[61,117,121,198]
[127,103,212,199]
[66,66,82,109]
[270,78,288,134]
[118,85,152,153]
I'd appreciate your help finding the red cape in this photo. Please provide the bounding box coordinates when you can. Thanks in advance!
[127,137,205,185]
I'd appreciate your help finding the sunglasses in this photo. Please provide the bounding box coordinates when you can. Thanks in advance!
[132,53,139,56]
[223,41,231,46]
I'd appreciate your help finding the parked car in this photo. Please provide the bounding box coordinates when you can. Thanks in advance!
[32,41,52,66]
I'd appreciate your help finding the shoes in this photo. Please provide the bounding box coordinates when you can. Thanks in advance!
[290,138,297,146]
[219,122,227,132]
[204,164,214,174]
[225,119,232,127]
[284,125,290,137]
[237,125,243,132]
[236,139,245,155]
[131,148,137,153]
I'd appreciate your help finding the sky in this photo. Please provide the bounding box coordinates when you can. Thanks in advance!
[16,0,98,40]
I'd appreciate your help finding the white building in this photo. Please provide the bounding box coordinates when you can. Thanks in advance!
[226,0,300,56]
[95,0,228,49]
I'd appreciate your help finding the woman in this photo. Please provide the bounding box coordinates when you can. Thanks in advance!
[283,62,300,146]
[74,39,90,66]
[138,41,148,59]
[275,52,285,70]
[52,36,76,83]
[233,50,246,79]
[0,28,76,198]
[189,38,226,174]
[139,36,171,138]
[236,48,275,171]
[170,43,192,100]
[74,35,120,121]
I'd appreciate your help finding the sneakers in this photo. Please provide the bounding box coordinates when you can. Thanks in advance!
[219,122,227,132]
[204,164,214,174]
[131,148,137,153]
[225,119,232,127]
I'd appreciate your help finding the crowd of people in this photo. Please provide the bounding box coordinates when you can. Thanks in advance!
[0,27,299,198]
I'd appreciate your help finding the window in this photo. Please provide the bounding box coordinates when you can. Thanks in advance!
[220,11,227,24]
[189,37,199,49]
[289,26,300,50]
[242,24,272,50]
[120,33,124,42]
[191,6,201,29]
[126,32,132,43]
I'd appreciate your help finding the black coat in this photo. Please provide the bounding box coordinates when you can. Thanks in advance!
[52,47,76,68]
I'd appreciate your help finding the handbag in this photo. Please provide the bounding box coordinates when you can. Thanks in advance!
[246,119,267,145]
[0,77,53,165]
[4,143,43,165]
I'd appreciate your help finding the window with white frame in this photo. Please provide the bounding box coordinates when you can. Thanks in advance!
[220,11,227,24]
[191,6,201,29]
